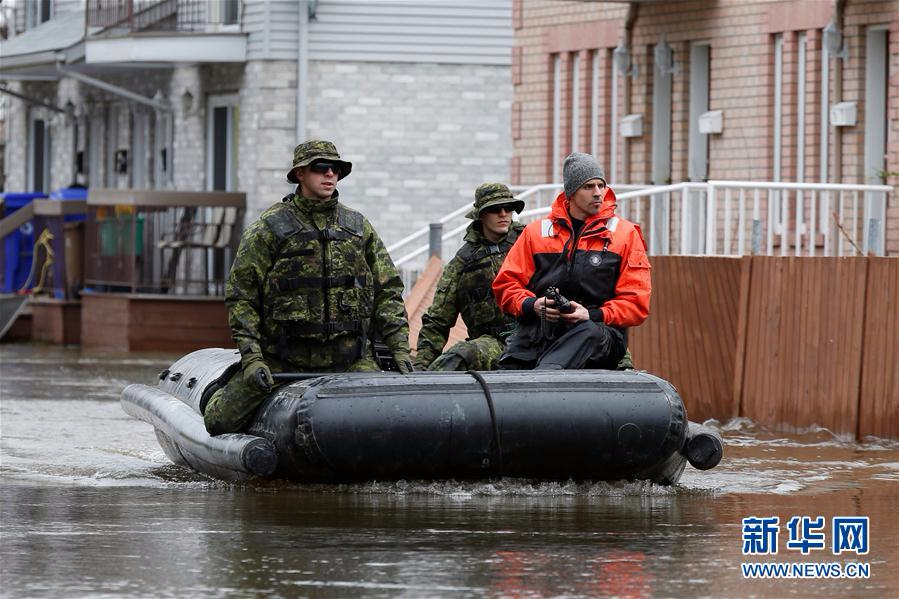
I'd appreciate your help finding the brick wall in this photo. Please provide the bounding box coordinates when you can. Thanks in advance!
[305,60,512,247]
[237,60,297,220]
[514,0,899,253]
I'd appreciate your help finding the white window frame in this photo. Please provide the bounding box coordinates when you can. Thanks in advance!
[570,52,580,153]
[610,49,618,183]
[685,41,711,255]
[796,32,807,183]
[651,40,674,254]
[863,25,888,254]
[820,29,830,182]
[590,50,600,159]
[551,54,561,182]
[772,34,785,241]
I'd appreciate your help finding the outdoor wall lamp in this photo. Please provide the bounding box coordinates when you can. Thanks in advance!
[613,42,638,78]
[180,89,194,114]
[824,20,849,61]
[654,38,679,76]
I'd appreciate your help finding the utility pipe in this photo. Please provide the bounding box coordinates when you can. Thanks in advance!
[0,85,67,113]
[56,63,170,112]
[296,0,310,142]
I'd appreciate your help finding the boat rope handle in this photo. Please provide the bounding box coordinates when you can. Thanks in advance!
[466,370,504,478]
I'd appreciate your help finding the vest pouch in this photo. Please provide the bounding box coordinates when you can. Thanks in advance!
[271,294,312,323]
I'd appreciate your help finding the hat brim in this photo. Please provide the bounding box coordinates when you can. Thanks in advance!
[287,159,353,184]
[469,198,525,219]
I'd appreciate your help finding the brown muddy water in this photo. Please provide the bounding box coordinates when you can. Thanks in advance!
[1,344,897,598]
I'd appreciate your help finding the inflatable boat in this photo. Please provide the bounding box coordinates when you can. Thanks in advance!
[121,348,723,484]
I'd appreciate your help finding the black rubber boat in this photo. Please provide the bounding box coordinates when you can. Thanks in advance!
[121,348,723,484]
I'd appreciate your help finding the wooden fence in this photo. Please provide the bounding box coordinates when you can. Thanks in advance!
[630,256,899,440]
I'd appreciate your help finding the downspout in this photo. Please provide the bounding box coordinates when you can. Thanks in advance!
[622,2,638,184]
[831,0,844,183]
[297,0,311,143]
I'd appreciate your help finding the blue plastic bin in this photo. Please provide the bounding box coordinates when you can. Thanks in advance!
[49,186,88,222]
[1,192,48,293]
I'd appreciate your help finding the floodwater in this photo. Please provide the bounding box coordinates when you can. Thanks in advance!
[1,344,897,598]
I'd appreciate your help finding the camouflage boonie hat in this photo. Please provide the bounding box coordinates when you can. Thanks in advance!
[466,182,525,219]
[286,139,353,184]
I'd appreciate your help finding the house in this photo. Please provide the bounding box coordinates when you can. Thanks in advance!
[0,0,513,246]
[510,0,898,255]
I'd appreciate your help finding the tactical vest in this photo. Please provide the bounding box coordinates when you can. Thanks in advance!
[454,230,519,339]
[259,198,374,363]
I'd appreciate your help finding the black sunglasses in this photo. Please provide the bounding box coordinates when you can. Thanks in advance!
[482,203,517,214]
[309,161,340,174]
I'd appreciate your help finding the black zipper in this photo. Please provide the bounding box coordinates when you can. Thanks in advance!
[566,218,603,278]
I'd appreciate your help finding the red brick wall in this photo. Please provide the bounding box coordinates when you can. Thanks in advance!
[514,0,899,253]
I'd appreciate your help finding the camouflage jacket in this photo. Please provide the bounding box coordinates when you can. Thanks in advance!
[414,221,524,368]
[226,192,410,366]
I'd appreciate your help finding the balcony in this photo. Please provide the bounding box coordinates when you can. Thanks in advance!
[87,0,240,34]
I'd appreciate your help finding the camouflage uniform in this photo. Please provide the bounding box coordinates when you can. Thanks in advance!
[204,141,411,435]
[414,183,525,372]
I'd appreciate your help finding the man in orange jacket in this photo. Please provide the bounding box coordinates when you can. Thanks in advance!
[492,152,651,369]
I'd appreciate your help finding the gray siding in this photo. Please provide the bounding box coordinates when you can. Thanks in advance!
[243,0,511,66]
[310,0,511,65]
[244,0,299,61]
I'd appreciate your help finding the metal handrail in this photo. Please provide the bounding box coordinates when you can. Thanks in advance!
[394,180,894,265]
[388,182,646,259]
[706,181,893,192]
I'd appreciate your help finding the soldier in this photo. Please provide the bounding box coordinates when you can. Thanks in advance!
[413,183,525,371]
[204,140,413,435]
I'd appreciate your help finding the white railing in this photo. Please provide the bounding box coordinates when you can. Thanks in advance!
[393,180,893,279]
[390,183,648,268]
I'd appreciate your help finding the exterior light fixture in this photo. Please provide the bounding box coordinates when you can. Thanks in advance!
[613,41,638,78]
[823,20,849,60]
[654,38,678,76]
[180,89,194,114]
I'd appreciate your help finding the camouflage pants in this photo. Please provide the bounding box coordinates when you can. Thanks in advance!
[426,334,504,371]
[203,353,380,435]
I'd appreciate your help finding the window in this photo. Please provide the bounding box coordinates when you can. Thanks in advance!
[25,0,51,29]
[223,0,240,25]
[209,0,240,27]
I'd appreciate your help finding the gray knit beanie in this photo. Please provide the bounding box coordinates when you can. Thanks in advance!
[563,152,606,199]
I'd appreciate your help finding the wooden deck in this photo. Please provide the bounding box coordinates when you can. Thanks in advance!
[80,292,232,352]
